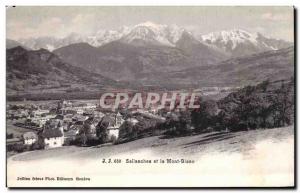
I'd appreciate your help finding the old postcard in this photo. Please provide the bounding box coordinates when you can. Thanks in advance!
[6,6,295,188]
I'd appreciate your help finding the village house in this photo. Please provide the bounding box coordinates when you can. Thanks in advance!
[101,112,124,140]
[75,108,84,115]
[42,119,64,149]
[32,109,50,117]
[17,109,29,118]
[62,100,73,107]
[23,131,38,145]
[7,109,28,119]
[29,114,56,127]
[61,107,77,115]
[94,111,105,118]
[71,104,96,115]
[7,109,17,119]
[83,110,94,116]
[85,103,97,110]
[73,115,89,125]
[62,114,73,131]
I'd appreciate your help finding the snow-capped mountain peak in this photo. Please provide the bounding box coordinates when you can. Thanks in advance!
[135,21,167,30]
[15,23,291,56]
[202,29,258,49]
[121,21,186,47]
[16,21,193,49]
[87,27,131,47]
[201,29,292,57]
[167,24,186,43]
[130,21,193,46]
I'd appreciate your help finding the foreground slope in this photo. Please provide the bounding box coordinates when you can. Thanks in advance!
[9,126,293,161]
[7,126,294,187]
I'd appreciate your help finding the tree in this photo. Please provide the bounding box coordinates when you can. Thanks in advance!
[119,121,135,140]
[191,99,218,132]
[260,79,270,92]
[178,110,192,134]
[34,131,45,150]
[79,122,91,146]
[269,80,294,127]
[96,121,109,143]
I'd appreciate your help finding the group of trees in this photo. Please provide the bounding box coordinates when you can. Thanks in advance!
[190,78,294,133]
[191,100,219,132]
[118,121,139,141]
[155,78,294,136]
[161,111,193,137]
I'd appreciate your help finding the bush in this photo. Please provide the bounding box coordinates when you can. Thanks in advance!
[6,133,14,139]
[30,142,44,150]
[230,122,249,132]
[8,144,26,153]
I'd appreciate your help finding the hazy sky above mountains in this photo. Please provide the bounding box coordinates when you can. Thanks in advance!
[6,6,294,41]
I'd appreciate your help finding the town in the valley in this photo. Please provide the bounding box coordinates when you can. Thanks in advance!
[6,96,189,154]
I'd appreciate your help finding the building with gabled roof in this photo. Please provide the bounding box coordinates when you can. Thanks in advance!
[100,112,124,141]
[23,131,38,145]
[42,119,64,149]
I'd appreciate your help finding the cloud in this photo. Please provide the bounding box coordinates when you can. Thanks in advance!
[7,14,97,39]
[6,8,293,42]
[261,12,293,22]
[67,14,96,35]
[7,17,66,39]
[71,14,94,24]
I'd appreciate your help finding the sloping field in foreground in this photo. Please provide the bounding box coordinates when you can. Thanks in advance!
[8,126,294,187]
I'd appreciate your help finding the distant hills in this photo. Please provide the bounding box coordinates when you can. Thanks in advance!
[7,44,294,96]
[6,46,119,96]
[161,46,294,87]
[53,39,225,82]
[6,39,28,50]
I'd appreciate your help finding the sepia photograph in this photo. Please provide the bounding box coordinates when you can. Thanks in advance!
[5,6,295,188]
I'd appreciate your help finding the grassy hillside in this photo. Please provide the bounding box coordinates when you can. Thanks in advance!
[9,126,293,161]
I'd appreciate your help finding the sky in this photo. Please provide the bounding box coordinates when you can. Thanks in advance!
[6,6,294,41]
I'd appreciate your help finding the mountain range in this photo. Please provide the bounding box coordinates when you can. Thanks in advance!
[11,22,292,56]
[6,22,294,98]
